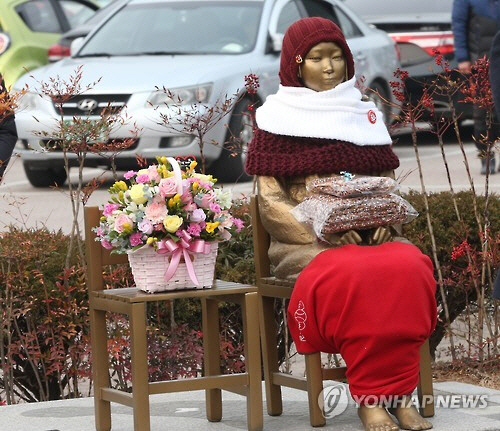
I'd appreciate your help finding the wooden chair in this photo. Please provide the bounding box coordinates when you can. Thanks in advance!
[84,206,263,431]
[250,195,434,427]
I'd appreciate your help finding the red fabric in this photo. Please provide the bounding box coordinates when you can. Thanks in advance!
[287,242,437,399]
[245,128,399,177]
[279,17,355,86]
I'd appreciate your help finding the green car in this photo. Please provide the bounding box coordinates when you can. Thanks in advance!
[0,0,98,87]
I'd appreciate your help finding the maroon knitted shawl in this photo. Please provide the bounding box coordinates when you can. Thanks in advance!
[245,128,400,177]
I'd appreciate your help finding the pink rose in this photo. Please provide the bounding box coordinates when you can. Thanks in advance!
[158,177,179,197]
[196,191,215,209]
[147,165,161,182]
[114,214,133,233]
[145,201,167,223]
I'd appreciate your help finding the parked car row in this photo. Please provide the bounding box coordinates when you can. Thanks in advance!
[0,0,99,87]
[342,0,472,120]
[13,0,401,187]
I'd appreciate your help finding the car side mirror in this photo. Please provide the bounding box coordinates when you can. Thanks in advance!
[70,37,85,56]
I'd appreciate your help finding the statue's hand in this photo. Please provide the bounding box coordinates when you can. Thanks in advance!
[334,230,362,246]
[368,226,392,245]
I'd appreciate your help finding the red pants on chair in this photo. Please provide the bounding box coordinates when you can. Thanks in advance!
[287,242,437,399]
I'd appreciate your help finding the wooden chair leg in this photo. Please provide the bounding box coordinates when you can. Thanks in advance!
[305,352,326,427]
[417,339,434,417]
[90,306,112,431]
[259,294,283,416]
[242,292,264,431]
[129,304,151,431]
[202,297,223,422]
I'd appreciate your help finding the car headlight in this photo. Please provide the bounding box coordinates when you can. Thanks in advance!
[15,91,41,111]
[147,84,212,107]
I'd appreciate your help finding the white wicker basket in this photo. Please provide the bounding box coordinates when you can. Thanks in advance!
[127,243,218,293]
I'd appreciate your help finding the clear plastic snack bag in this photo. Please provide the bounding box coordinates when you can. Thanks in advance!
[307,173,399,198]
[291,193,418,239]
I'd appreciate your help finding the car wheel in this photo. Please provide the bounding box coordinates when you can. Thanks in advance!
[23,162,67,188]
[366,81,391,126]
[210,97,254,183]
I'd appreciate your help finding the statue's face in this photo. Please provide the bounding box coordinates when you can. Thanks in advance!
[299,42,345,92]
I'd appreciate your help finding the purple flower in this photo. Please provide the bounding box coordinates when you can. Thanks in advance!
[190,208,206,223]
[138,219,154,234]
[129,232,143,247]
[124,170,136,180]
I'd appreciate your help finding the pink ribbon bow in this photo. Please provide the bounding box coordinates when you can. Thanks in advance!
[157,230,212,286]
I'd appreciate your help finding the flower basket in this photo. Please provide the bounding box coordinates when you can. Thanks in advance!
[93,155,244,284]
[128,242,218,293]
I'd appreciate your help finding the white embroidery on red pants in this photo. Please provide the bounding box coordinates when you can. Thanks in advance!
[294,300,307,341]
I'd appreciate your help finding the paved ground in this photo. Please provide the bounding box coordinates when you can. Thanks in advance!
[2,381,500,431]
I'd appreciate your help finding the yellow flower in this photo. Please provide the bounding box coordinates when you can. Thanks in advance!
[112,180,128,191]
[163,215,183,233]
[193,173,213,183]
[188,160,198,172]
[129,184,148,205]
[205,221,220,234]
[146,237,155,245]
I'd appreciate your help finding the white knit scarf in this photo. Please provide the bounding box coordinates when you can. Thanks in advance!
[256,77,392,146]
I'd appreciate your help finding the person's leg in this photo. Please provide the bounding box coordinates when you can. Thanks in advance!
[0,115,17,181]
[289,243,437,431]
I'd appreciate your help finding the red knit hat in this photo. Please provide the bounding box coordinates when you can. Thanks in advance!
[279,17,355,87]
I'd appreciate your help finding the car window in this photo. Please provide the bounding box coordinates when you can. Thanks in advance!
[60,0,97,27]
[78,1,264,56]
[276,2,301,34]
[333,6,362,38]
[300,0,338,24]
[344,0,453,15]
[15,0,62,33]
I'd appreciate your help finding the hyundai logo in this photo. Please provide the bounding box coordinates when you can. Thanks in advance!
[77,98,98,112]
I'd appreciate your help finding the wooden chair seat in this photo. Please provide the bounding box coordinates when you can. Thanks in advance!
[84,206,263,431]
[250,195,434,427]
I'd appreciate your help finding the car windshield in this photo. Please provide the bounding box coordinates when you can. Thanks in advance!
[344,0,452,15]
[77,1,263,57]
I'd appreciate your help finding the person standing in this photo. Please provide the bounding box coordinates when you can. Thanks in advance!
[0,73,17,182]
[489,30,500,299]
[452,0,500,174]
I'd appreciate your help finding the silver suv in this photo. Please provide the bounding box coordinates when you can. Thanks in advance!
[14,0,400,187]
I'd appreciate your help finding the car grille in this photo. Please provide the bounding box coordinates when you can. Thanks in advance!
[52,94,131,116]
[39,138,139,152]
